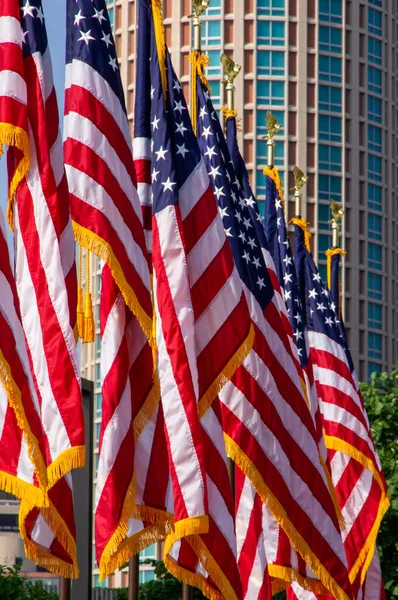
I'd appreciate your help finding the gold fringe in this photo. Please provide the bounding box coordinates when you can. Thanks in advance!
[0,350,48,494]
[83,292,95,343]
[290,217,312,253]
[268,565,329,596]
[325,247,347,294]
[263,166,285,212]
[319,455,346,530]
[224,435,351,600]
[271,577,289,596]
[19,497,79,579]
[324,434,390,583]
[0,470,46,509]
[0,123,30,232]
[133,378,160,443]
[76,286,84,341]
[46,446,85,490]
[299,376,310,409]
[220,107,243,132]
[189,51,210,135]
[198,324,255,419]
[72,222,153,347]
[151,0,167,98]
[164,515,209,557]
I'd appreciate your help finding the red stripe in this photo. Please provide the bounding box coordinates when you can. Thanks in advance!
[142,405,169,511]
[1,0,22,17]
[238,493,263,597]
[183,185,218,255]
[0,405,24,478]
[0,42,24,77]
[0,95,27,130]
[134,158,151,185]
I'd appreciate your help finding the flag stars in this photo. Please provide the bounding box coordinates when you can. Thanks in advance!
[308,288,318,299]
[294,330,303,341]
[316,302,326,313]
[325,316,334,326]
[208,165,221,180]
[201,126,213,141]
[150,86,155,99]
[330,301,336,313]
[218,206,229,219]
[176,143,189,158]
[214,186,225,199]
[74,9,85,25]
[242,251,251,264]
[161,177,176,192]
[93,8,107,23]
[21,1,36,18]
[101,31,113,47]
[243,217,252,230]
[235,211,242,223]
[173,79,182,93]
[204,145,217,159]
[199,106,208,119]
[151,168,160,183]
[151,115,160,131]
[238,231,247,243]
[108,55,118,71]
[313,272,321,282]
[257,277,266,290]
[224,227,233,237]
[294,313,302,324]
[275,199,282,210]
[78,29,95,45]
[284,289,292,301]
[252,257,261,269]
[174,100,186,114]
[245,196,256,208]
[247,237,257,249]
[283,255,293,266]
[36,6,44,23]
[233,176,241,190]
[175,121,188,136]
[155,146,168,161]
[283,272,293,285]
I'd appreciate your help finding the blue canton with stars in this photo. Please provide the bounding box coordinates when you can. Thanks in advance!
[294,225,345,350]
[149,28,203,212]
[20,0,48,58]
[196,77,273,312]
[66,0,126,113]
[263,176,307,366]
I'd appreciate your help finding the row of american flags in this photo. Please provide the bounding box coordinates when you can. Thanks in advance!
[0,0,389,598]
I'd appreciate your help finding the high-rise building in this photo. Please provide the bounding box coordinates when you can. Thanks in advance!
[84,0,397,586]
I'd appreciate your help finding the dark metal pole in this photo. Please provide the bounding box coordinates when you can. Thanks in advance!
[182,582,192,600]
[59,577,71,600]
[128,554,140,600]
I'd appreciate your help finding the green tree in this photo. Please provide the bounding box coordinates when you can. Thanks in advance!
[360,368,398,598]
[0,564,58,600]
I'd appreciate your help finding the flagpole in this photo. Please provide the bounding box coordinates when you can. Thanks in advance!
[189,0,210,133]
[128,553,140,600]
[326,201,345,314]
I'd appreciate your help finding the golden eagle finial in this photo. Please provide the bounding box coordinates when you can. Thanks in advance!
[290,166,309,192]
[265,111,282,140]
[221,53,241,85]
[189,0,210,19]
[329,201,344,225]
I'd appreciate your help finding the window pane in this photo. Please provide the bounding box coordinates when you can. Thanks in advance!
[319,85,342,112]
[368,213,382,240]
[319,26,342,53]
[318,174,341,200]
[368,302,382,329]
[368,243,382,269]
[319,0,342,23]
[368,184,382,211]
[257,50,285,76]
[368,272,382,299]
[368,66,382,95]
[257,0,285,16]
[319,56,342,83]
[368,125,382,153]
[319,115,342,142]
[368,95,382,123]
[368,332,382,359]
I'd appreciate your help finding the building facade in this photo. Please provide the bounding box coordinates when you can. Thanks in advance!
[84,0,398,586]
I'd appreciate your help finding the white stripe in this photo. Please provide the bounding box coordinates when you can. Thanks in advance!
[320,401,376,456]
[0,383,8,442]
[14,208,71,462]
[0,16,22,45]
[134,405,159,504]
[363,550,383,600]
[330,449,350,488]
[137,182,151,206]
[126,517,146,538]
[244,539,267,600]
[64,112,142,224]
[262,504,279,564]
[32,48,53,103]
[50,130,65,187]
[314,364,364,414]
[144,229,152,253]
[59,219,75,279]
[95,378,132,510]
[341,469,373,543]
[236,476,255,559]
[0,70,26,104]
[16,435,35,485]
[133,137,151,161]
[179,158,210,220]
[66,165,151,293]
[308,330,348,366]
[31,514,55,548]
[219,379,347,564]
[200,407,228,469]
[187,214,224,286]
[65,60,131,147]
[195,266,242,356]
[207,474,236,556]
[100,293,126,384]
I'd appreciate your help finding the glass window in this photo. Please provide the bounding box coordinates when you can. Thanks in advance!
[319,85,342,112]
[208,80,221,108]
[368,125,382,153]
[257,50,285,76]
[319,144,341,172]
[319,115,342,142]
[319,0,342,24]
[139,570,155,584]
[96,274,102,293]
[368,242,382,270]
[368,37,382,65]
[318,203,331,229]
[257,0,285,16]
[257,140,284,167]
[368,361,382,380]
[94,575,108,588]
[368,332,382,359]
[368,302,382,329]
[207,0,221,15]
[205,50,221,76]
[318,234,332,253]
[368,8,382,36]
[202,20,221,47]
[256,109,285,133]
[368,213,382,240]
[368,0,382,5]
[318,174,341,201]
[368,183,382,211]
[368,95,382,123]
[257,80,284,105]
[368,154,382,182]
[319,56,342,83]
[319,26,342,53]
[95,422,101,446]
[96,392,102,417]
[368,66,382,95]
[318,263,327,284]
[142,544,157,558]
[96,333,102,358]
[96,362,101,383]
[257,21,285,46]
[107,7,114,29]
[368,272,382,299]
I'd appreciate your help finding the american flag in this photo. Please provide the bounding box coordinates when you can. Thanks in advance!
[63,0,158,578]
[293,221,389,596]
[0,0,85,577]
[149,2,250,595]
[196,77,353,600]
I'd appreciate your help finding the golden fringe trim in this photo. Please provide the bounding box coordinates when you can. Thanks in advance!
[268,565,329,597]
[151,0,167,98]
[198,324,255,420]
[0,350,48,494]
[325,247,347,296]
[324,435,390,583]
[263,166,285,212]
[133,378,160,443]
[165,533,239,600]
[299,376,310,409]
[271,577,289,596]
[83,291,95,343]
[72,223,153,348]
[224,435,351,600]
[0,470,45,510]
[19,498,79,579]
[189,51,210,135]
[220,107,242,132]
[76,286,84,341]
[0,123,30,231]
[290,218,312,253]
[46,446,85,490]
[319,455,346,530]
[164,515,209,557]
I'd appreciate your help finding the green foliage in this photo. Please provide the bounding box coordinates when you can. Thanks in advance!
[25,581,58,600]
[0,564,57,600]
[360,368,398,598]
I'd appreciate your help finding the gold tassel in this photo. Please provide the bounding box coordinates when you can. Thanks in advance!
[263,166,285,212]
[82,250,95,343]
[151,0,167,98]
[325,247,347,295]
[290,217,312,253]
[189,51,211,135]
[76,286,84,341]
